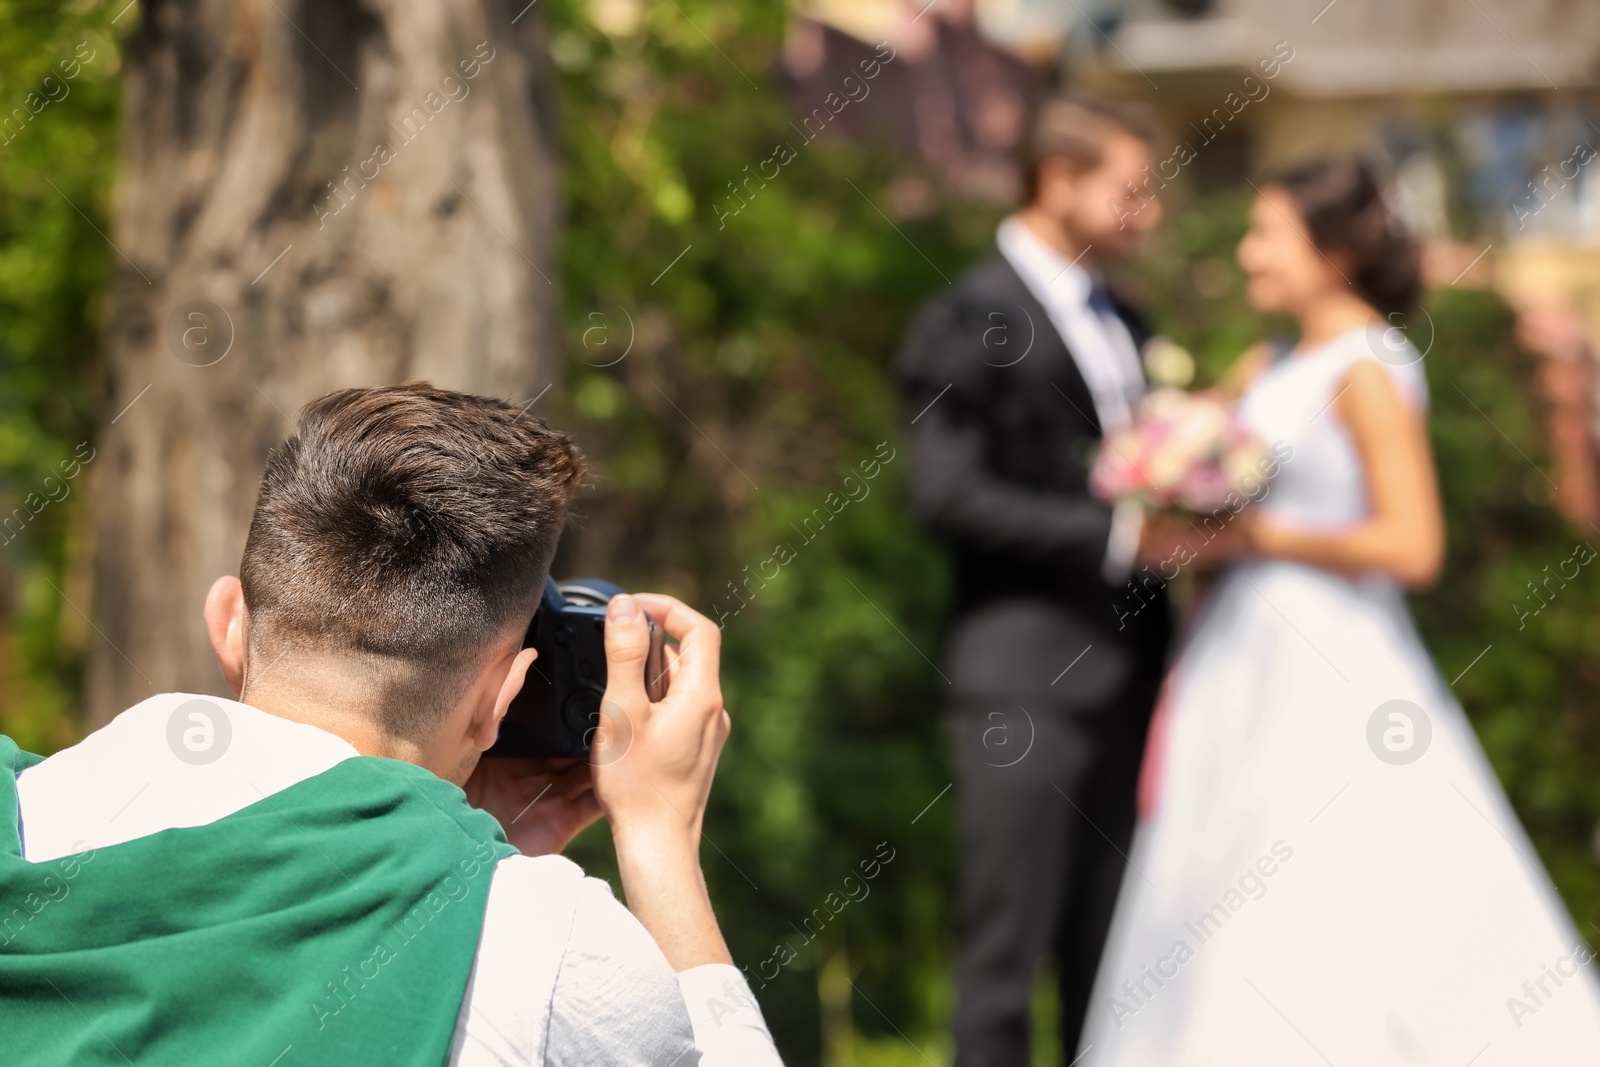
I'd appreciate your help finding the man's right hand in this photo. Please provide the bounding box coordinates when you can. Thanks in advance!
[1136,512,1254,568]
[592,591,730,837]
[591,591,734,971]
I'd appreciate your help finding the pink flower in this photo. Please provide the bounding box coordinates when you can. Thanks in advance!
[1089,388,1266,513]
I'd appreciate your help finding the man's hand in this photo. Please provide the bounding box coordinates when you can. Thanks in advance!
[464,757,602,857]
[1136,511,1255,568]
[589,592,730,841]
[590,591,734,970]
[1133,514,1190,565]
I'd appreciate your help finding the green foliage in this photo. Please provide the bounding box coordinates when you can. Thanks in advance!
[1127,186,1263,381]
[1,2,1596,1064]
[1413,289,1600,929]
[544,1,984,1058]
[0,1,120,750]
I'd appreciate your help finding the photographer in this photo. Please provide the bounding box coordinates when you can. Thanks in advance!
[1,384,784,1066]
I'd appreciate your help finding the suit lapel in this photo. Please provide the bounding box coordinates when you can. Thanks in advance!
[986,255,1107,437]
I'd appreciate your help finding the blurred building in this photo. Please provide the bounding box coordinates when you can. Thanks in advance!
[781,0,1046,207]
[1092,0,1600,524]
[1084,0,1600,306]
[787,0,1600,521]
[790,0,1600,251]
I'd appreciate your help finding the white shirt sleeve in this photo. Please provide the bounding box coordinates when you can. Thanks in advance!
[1103,498,1144,583]
[456,855,783,1066]
[679,964,786,1067]
[544,877,784,1067]
[542,875,701,1066]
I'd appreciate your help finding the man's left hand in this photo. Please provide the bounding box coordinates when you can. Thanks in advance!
[464,758,602,856]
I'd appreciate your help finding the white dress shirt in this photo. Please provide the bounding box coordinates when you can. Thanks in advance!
[14,693,784,1067]
[996,216,1147,580]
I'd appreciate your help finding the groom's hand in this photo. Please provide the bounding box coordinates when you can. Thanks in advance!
[1135,515,1197,565]
[1138,513,1256,567]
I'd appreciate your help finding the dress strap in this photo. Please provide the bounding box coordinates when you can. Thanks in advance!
[1333,327,1430,411]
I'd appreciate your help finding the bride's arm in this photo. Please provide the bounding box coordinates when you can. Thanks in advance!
[1247,359,1445,588]
[1212,341,1273,401]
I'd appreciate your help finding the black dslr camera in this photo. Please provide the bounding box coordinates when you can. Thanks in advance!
[487,578,666,759]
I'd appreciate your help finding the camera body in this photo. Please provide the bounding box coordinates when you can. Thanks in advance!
[486,578,664,759]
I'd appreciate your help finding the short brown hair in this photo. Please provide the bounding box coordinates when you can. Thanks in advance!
[240,383,585,737]
[1021,92,1158,203]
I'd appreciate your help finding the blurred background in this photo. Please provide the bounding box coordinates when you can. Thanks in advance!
[3,0,1600,1062]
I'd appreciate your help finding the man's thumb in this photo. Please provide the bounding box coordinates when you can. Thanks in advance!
[603,593,649,705]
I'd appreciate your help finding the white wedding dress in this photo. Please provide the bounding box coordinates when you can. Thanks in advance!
[1078,326,1600,1065]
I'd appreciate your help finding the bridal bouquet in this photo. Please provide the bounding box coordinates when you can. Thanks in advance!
[1090,387,1265,513]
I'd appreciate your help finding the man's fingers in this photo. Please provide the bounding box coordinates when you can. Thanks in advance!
[550,761,593,794]
[602,593,651,707]
[662,643,681,689]
[567,790,603,825]
[557,767,595,800]
[631,593,714,645]
[631,593,721,702]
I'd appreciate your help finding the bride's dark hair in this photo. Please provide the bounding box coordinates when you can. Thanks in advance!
[1270,158,1421,317]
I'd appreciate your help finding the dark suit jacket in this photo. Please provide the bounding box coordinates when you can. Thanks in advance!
[897,252,1171,706]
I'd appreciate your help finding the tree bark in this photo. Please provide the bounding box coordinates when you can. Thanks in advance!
[88,0,561,723]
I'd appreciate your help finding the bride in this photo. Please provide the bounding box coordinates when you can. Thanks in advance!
[1079,158,1600,1064]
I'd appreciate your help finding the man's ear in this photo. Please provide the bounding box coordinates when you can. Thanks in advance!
[1035,155,1084,211]
[204,576,249,697]
[472,647,537,752]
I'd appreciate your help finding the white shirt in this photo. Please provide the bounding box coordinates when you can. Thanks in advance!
[996,216,1147,580]
[14,693,784,1067]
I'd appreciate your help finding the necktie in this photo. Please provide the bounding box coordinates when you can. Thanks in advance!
[1086,281,1145,412]
[1085,281,1120,321]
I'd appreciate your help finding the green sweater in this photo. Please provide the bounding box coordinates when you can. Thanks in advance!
[0,735,516,1065]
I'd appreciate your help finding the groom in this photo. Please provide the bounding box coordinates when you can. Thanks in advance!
[897,93,1172,1064]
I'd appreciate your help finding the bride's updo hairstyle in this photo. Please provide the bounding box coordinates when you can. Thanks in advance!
[1271,158,1421,317]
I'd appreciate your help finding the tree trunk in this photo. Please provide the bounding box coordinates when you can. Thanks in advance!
[88,0,561,723]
